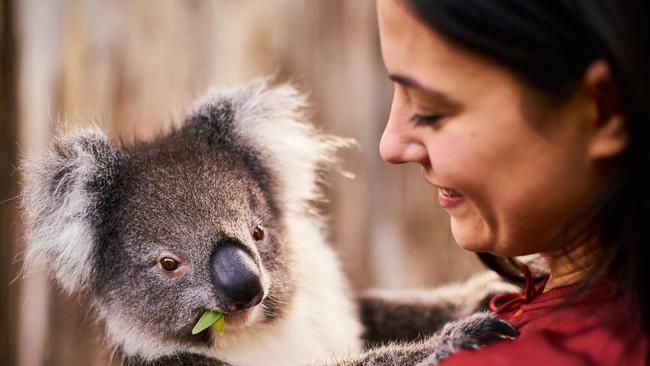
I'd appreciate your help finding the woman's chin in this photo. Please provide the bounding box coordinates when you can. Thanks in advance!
[455,239,495,254]
[450,219,495,253]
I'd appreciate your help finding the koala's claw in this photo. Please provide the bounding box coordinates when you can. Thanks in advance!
[492,318,519,340]
[479,317,519,341]
[455,317,518,351]
[416,312,519,366]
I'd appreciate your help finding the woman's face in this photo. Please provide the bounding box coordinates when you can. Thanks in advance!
[377,0,610,257]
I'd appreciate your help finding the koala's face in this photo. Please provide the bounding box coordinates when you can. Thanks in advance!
[93,124,293,346]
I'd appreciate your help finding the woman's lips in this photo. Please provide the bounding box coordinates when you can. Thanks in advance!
[438,188,465,209]
[421,172,465,209]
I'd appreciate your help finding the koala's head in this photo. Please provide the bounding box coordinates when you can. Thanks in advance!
[21,80,350,356]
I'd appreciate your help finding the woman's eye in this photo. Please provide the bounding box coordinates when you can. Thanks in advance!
[411,114,444,126]
[252,225,265,241]
[160,257,179,271]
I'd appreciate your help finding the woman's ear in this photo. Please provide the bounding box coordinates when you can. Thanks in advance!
[584,60,628,159]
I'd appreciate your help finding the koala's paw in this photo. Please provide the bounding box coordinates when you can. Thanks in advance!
[416,312,518,366]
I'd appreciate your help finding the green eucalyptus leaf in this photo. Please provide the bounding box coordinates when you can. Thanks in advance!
[192,310,224,335]
[214,314,225,336]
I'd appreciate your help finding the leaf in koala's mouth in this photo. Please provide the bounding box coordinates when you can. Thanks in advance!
[214,314,225,335]
[192,310,225,335]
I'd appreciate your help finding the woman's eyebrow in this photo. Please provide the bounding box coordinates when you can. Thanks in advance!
[388,74,454,105]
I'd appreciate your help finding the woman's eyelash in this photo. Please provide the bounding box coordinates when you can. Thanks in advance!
[411,114,444,126]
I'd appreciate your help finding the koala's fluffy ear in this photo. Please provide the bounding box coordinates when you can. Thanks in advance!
[21,129,119,293]
[191,79,355,212]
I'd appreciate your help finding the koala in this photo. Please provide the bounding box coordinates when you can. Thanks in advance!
[21,80,363,365]
[21,79,519,366]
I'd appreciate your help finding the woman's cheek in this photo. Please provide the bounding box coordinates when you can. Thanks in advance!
[432,143,486,191]
[434,145,505,252]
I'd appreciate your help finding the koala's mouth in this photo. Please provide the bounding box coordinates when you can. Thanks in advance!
[191,292,266,338]
[224,290,267,327]
[223,307,256,328]
[191,303,262,340]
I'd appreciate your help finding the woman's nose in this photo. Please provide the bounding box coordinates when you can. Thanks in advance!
[379,90,429,164]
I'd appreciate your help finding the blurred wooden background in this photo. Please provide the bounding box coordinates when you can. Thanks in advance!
[0,1,484,365]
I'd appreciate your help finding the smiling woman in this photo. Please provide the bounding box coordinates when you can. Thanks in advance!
[376,0,649,364]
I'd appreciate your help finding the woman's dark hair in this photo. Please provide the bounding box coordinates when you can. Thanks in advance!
[406,0,650,332]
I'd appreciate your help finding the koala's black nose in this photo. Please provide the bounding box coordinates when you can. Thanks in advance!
[211,243,264,313]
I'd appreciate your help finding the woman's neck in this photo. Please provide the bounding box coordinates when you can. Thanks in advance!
[543,239,601,292]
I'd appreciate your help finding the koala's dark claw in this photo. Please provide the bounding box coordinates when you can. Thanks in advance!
[429,312,519,363]
[494,318,519,340]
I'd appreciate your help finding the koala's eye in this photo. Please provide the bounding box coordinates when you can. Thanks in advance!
[252,225,265,241]
[160,257,179,271]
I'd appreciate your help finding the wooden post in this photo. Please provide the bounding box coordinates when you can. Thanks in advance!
[1,0,19,364]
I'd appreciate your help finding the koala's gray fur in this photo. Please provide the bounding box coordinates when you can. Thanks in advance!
[310,271,518,366]
[22,79,520,366]
[358,271,520,347]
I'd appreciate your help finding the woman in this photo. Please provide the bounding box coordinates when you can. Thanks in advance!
[374,0,649,364]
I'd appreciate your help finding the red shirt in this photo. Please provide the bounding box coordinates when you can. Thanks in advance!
[440,271,648,366]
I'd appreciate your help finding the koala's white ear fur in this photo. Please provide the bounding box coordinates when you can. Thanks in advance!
[192,79,355,212]
[21,129,118,293]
